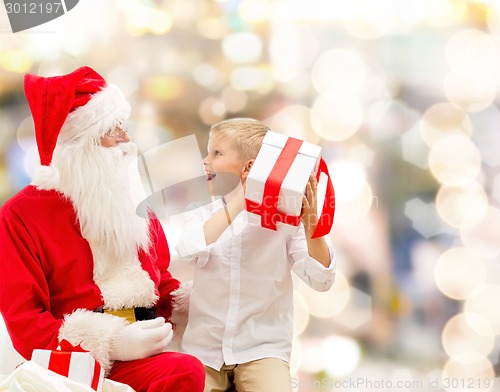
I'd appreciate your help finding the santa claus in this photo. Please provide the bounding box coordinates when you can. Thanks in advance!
[0,66,204,392]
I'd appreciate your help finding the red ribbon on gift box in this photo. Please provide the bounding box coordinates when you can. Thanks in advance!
[47,339,102,391]
[313,157,335,238]
[245,136,335,238]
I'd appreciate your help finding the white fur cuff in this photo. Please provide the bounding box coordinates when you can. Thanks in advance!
[171,280,193,314]
[58,309,128,374]
[168,280,193,352]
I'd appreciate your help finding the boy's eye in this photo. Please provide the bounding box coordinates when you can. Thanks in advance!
[214,150,221,156]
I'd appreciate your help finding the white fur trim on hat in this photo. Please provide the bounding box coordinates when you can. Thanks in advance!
[59,84,131,144]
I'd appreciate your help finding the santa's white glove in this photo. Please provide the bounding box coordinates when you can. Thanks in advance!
[109,317,173,361]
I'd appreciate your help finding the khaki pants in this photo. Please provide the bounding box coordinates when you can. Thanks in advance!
[204,358,292,392]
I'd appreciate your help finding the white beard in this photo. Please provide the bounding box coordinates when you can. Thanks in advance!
[50,141,157,309]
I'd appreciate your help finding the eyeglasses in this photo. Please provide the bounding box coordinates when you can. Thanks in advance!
[105,127,128,142]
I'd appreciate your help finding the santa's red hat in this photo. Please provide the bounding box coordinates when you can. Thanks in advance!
[25,66,131,167]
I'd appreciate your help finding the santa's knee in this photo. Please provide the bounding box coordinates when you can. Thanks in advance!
[178,353,205,387]
[178,352,205,377]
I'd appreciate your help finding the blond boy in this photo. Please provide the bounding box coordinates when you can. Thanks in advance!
[176,118,336,392]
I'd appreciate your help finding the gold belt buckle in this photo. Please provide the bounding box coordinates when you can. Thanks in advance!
[104,308,136,324]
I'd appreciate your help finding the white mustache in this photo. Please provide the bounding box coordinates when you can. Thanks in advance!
[102,142,138,158]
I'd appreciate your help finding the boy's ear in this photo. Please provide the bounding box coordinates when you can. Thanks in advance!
[241,159,254,179]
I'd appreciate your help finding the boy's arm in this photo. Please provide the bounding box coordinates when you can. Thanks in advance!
[302,172,331,267]
[175,202,220,267]
[175,208,210,266]
[203,184,245,245]
[304,236,331,268]
[287,228,335,292]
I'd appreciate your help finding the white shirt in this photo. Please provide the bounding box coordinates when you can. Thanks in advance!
[175,200,336,371]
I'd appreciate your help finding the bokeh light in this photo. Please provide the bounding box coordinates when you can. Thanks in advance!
[445,29,500,79]
[220,87,248,113]
[322,335,362,378]
[230,65,274,92]
[192,64,225,90]
[311,93,363,141]
[419,102,473,148]
[22,144,39,179]
[15,117,35,152]
[487,4,500,36]
[493,174,500,203]
[272,0,354,22]
[265,105,322,144]
[143,76,184,101]
[464,284,500,334]
[293,291,310,337]
[299,338,325,374]
[196,17,229,40]
[428,134,481,186]
[121,2,172,36]
[166,0,206,28]
[0,49,32,73]
[222,32,263,64]
[333,286,373,330]
[289,336,303,376]
[198,97,226,125]
[328,160,373,224]
[298,272,350,318]
[444,70,497,112]
[441,312,494,359]
[435,182,488,229]
[311,49,368,95]
[460,207,500,258]
[443,29,499,112]
[344,0,397,39]
[434,248,487,300]
[423,0,467,27]
[238,0,273,24]
[442,353,494,392]
[270,25,320,83]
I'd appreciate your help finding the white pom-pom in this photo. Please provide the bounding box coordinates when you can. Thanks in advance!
[31,165,60,190]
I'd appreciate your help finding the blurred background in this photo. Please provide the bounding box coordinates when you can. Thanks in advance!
[2,0,500,390]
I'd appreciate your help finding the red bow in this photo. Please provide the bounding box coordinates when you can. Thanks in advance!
[59,339,87,353]
[51,339,102,391]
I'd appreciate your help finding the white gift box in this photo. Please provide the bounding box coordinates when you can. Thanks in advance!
[245,131,322,235]
[32,346,104,392]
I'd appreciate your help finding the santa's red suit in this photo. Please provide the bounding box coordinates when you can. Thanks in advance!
[0,67,204,392]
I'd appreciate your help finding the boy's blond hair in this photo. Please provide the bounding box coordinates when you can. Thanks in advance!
[210,118,269,161]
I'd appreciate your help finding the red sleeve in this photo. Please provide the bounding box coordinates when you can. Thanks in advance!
[0,209,61,360]
[149,216,180,321]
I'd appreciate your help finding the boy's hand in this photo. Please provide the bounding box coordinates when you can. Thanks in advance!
[301,172,318,237]
[301,172,332,267]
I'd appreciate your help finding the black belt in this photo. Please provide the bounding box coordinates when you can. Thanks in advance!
[94,307,156,323]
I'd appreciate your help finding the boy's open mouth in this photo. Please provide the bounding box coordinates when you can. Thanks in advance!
[206,171,216,181]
